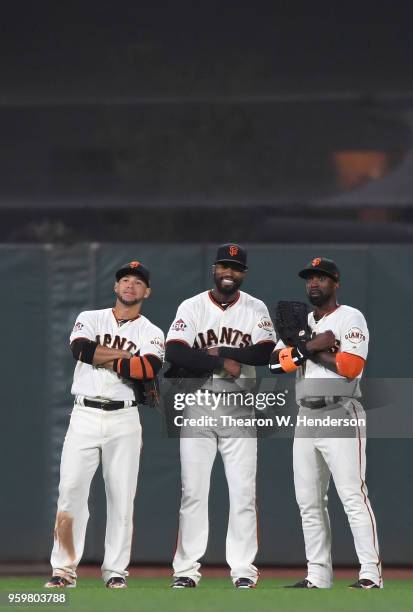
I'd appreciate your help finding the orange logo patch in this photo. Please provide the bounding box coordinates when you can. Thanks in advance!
[311,257,321,267]
[129,261,140,268]
[229,246,239,257]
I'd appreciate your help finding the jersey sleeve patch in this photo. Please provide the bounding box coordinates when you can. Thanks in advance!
[257,315,274,331]
[344,326,366,345]
[140,330,165,362]
[150,336,165,351]
[339,310,369,359]
[69,312,95,343]
[171,318,187,331]
[251,308,277,344]
[166,300,198,347]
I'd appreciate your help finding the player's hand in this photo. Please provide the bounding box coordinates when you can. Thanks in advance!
[207,347,220,357]
[223,358,241,378]
[306,330,336,353]
[120,350,133,359]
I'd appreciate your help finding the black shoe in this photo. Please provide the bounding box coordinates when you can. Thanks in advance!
[285,578,318,588]
[171,577,196,589]
[44,576,76,588]
[106,577,127,589]
[235,577,256,589]
[349,579,379,589]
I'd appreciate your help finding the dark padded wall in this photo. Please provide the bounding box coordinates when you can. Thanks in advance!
[0,244,411,564]
[0,246,49,559]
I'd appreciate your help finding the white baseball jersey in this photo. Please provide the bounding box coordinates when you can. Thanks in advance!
[275,305,368,398]
[276,305,369,376]
[70,308,165,401]
[167,290,275,389]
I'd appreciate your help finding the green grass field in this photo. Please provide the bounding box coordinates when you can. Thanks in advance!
[0,577,412,612]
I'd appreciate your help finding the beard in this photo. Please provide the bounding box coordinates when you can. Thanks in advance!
[213,273,243,296]
[308,290,330,307]
[116,292,142,307]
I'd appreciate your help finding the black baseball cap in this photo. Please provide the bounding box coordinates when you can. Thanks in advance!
[298,257,340,281]
[115,261,150,286]
[214,243,248,270]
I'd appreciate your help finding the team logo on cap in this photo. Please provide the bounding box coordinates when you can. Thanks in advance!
[129,261,140,268]
[311,257,321,267]
[229,246,239,257]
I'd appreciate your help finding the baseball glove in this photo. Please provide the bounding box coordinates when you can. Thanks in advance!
[133,378,161,410]
[274,301,312,348]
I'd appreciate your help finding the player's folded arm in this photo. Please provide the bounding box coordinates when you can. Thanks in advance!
[165,340,224,372]
[218,341,275,366]
[305,350,365,379]
[113,354,162,381]
[70,338,98,364]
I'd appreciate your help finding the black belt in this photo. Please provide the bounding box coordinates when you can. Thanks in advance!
[300,397,341,409]
[83,399,137,411]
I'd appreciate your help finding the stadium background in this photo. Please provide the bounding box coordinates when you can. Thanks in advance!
[0,1,412,575]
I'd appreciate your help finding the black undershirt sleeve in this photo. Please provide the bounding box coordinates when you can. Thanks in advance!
[165,341,224,372]
[218,342,275,365]
[70,338,98,364]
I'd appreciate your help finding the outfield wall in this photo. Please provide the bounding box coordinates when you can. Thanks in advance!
[1,244,411,565]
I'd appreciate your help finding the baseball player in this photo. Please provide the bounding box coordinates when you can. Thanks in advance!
[44,261,164,589]
[270,257,382,589]
[166,244,276,589]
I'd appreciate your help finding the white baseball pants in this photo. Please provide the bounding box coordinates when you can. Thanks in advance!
[293,401,382,588]
[173,435,258,584]
[50,404,141,584]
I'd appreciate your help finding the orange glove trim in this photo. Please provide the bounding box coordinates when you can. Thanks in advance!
[279,347,298,373]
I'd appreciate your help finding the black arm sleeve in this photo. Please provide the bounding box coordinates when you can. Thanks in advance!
[70,338,98,364]
[165,341,224,372]
[218,342,275,366]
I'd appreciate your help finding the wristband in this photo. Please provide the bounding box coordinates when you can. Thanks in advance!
[113,355,155,380]
[296,339,312,359]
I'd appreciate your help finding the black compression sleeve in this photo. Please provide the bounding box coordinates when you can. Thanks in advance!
[218,342,275,365]
[165,341,224,372]
[70,339,98,364]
